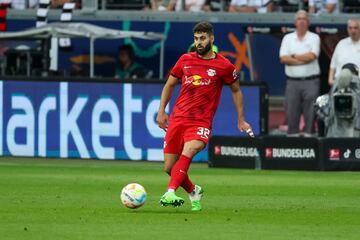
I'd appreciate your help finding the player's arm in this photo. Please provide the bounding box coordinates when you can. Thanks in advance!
[280,55,306,65]
[279,35,308,66]
[229,80,254,137]
[328,43,340,86]
[295,35,320,63]
[156,75,179,130]
[292,52,317,63]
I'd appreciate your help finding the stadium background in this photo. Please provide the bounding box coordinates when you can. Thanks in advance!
[1,3,360,240]
[0,4,357,163]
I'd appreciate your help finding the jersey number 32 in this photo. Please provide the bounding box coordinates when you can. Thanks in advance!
[197,127,210,139]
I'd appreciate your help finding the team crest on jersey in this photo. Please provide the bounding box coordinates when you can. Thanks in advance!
[184,75,211,86]
[207,68,216,77]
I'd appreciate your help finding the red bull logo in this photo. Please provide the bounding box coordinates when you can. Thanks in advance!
[184,75,211,86]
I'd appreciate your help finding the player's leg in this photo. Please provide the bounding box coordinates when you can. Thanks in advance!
[166,139,205,211]
[163,153,179,175]
[163,153,195,194]
[160,123,209,209]
[160,153,195,206]
[160,121,186,207]
[160,153,185,207]
[180,125,211,211]
[182,140,205,211]
[161,140,205,207]
[167,140,205,191]
[160,152,196,207]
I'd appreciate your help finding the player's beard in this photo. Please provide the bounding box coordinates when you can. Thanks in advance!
[196,42,212,56]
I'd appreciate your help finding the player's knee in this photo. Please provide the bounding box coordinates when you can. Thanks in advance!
[183,140,205,157]
[184,145,202,157]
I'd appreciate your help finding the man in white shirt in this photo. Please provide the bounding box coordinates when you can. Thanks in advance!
[308,0,338,14]
[170,0,205,12]
[279,10,321,136]
[328,19,360,86]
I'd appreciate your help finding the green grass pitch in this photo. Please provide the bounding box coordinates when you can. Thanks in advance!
[0,157,359,240]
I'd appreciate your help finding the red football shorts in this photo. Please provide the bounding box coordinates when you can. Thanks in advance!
[164,120,212,155]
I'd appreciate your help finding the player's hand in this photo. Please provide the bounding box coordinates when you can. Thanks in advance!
[238,120,254,137]
[156,111,168,131]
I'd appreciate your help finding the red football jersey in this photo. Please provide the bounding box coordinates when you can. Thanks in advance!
[170,52,237,126]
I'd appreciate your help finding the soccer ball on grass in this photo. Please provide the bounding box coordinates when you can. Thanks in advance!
[120,183,147,209]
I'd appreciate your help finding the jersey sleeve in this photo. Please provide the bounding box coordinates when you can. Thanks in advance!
[223,62,238,85]
[170,55,185,79]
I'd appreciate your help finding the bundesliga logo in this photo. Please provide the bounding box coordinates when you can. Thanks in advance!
[329,149,340,160]
[266,148,315,158]
[214,146,221,155]
[265,148,273,158]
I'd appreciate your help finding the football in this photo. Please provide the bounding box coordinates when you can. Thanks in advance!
[120,183,147,209]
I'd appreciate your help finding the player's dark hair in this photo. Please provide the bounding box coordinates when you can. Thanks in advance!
[118,44,135,62]
[193,21,214,36]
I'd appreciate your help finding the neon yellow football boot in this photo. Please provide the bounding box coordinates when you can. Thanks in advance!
[159,191,185,207]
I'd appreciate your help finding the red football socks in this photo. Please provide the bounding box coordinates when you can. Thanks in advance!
[181,175,195,193]
[168,155,194,192]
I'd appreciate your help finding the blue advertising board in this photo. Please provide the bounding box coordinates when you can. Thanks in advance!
[0,79,264,161]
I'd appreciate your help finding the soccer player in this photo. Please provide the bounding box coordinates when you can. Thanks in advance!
[156,21,254,211]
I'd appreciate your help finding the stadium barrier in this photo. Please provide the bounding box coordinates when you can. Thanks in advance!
[0,77,267,162]
[208,136,262,169]
[209,136,360,171]
[320,138,360,171]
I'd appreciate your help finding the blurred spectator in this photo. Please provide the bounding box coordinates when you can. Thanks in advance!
[51,0,81,9]
[0,0,38,9]
[69,64,87,76]
[150,0,175,11]
[167,0,206,12]
[0,0,11,8]
[279,0,302,12]
[115,44,150,80]
[343,0,360,13]
[0,0,10,7]
[308,0,338,14]
[105,0,150,10]
[328,19,360,86]
[202,0,230,11]
[229,0,273,13]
